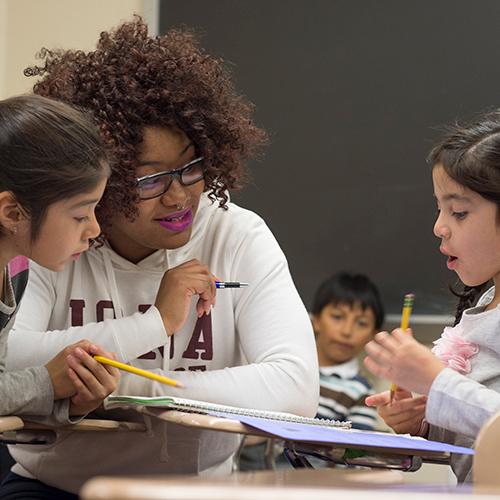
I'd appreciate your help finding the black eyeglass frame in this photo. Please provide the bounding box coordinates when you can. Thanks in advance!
[136,156,205,200]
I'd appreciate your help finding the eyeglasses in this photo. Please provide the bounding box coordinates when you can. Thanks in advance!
[136,157,205,200]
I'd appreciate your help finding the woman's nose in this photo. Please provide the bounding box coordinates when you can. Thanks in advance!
[160,178,189,208]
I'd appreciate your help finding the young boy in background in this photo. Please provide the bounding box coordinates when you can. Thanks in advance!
[238,272,384,471]
[313,272,384,429]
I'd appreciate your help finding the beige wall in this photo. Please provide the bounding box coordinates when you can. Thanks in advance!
[1,0,158,98]
[0,1,8,98]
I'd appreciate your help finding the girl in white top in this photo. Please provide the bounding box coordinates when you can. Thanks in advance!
[4,18,318,497]
[364,110,500,483]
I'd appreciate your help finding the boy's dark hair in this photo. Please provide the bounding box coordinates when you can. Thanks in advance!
[311,272,385,330]
[0,95,109,240]
[428,110,500,325]
[25,16,268,235]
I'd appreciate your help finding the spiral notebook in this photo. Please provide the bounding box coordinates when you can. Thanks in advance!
[106,395,351,429]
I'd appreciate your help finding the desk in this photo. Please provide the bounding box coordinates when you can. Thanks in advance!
[80,468,500,500]
[139,407,500,492]
[140,408,267,436]
[138,407,450,472]
[0,416,146,445]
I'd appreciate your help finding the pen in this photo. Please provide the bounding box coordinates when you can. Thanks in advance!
[390,293,415,404]
[94,355,183,388]
[215,281,249,289]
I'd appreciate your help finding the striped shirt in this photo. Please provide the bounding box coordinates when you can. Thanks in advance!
[317,358,377,430]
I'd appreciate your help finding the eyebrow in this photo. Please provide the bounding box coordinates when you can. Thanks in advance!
[137,142,194,167]
[69,198,101,209]
[437,193,472,202]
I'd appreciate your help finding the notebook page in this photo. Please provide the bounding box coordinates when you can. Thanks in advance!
[106,395,350,429]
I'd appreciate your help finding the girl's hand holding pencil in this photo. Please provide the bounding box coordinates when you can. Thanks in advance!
[364,329,446,396]
[365,388,427,435]
[94,356,183,388]
[62,343,121,417]
[45,340,121,403]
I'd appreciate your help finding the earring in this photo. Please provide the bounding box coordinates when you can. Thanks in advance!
[11,226,17,235]
[176,204,185,211]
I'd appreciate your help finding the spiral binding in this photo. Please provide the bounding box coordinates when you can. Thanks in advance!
[108,395,351,429]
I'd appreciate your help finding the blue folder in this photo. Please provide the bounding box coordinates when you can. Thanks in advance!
[209,411,474,456]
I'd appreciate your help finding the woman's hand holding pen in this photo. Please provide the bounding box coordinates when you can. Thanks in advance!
[45,340,120,415]
[155,259,217,336]
[365,388,427,435]
[364,329,445,396]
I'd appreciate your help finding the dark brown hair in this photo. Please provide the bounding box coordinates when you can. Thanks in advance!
[311,272,385,330]
[428,110,500,324]
[0,95,109,239]
[25,16,268,233]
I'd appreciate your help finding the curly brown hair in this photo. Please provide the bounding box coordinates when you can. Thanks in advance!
[25,16,268,231]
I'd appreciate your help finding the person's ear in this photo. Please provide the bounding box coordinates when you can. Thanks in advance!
[0,192,26,235]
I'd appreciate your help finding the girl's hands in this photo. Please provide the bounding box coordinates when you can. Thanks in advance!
[154,259,218,336]
[45,340,101,400]
[364,329,445,395]
[365,388,427,435]
[45,340,120,416]
[66,345,120,416]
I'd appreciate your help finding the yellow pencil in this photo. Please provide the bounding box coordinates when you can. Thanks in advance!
[94,355,183,388]
[389,293,415,404]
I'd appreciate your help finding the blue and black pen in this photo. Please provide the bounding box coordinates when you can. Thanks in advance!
[215,282,249,289]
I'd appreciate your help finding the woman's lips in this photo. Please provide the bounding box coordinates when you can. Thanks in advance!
[157,209,193,233]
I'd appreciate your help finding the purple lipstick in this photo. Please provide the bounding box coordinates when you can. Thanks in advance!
[156,208,193,232]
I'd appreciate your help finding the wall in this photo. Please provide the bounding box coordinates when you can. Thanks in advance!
[160,0,500,325]
[0,0,158,98]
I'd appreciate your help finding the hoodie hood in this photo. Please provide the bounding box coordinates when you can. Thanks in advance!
[90,192,223,321]
[90,193,225,388]
[97,192,223,274]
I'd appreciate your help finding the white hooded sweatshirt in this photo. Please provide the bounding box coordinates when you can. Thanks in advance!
[6,194,319,494]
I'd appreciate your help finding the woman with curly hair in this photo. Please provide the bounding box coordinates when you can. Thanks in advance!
[2,17,318,498]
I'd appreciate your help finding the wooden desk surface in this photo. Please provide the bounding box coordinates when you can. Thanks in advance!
[80,469,500,500]
[0,409,448,459]
[0,416,24,433]
[140,408,268,437]
[0,416,146,433]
